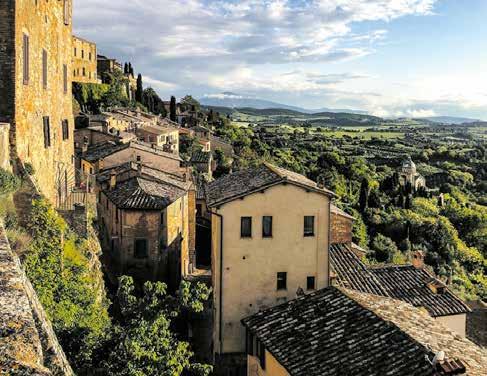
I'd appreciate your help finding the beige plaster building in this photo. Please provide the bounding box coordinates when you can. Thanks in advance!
[136,125,179,154]
[206,163,335,364]
[72,35,98,83]
[0,0,75,205]
[97,163,196,289]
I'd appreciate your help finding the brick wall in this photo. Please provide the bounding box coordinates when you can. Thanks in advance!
[331,212,353,244]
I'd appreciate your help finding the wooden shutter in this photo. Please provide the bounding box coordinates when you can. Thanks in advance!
[23,34,29,85]
[62,119,69,140]
[43,117,51,148]
[63,64,68,93]
[42,49,47,89]
[63,0,70,25]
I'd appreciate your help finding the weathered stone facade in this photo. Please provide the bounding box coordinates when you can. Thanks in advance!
[330,206,354,245]
[0,222,74,375]
[0,123,11,171]
[72,35,98,84]
[0,0,75,205]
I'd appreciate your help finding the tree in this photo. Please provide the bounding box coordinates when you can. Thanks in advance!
[103,276,212,376]
[136,74,143,103]
[170,96,177,122]
[371,233,400,263]
[142,88,167,117]
[180,95,200,112]
[128,62,134,76]
[359,178,369,212]
[124,62,129,74]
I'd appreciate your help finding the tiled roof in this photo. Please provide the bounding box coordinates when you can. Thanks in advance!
[81,142,129,162]
[130,141,182,161]
[330,204,355,220]
[137,125,175,135]
[330,244,471,317]
[104,176,186,210]
[242,287,435,376]
[190,151,212,163]
[330,243,387,295]
[207,163,334,207]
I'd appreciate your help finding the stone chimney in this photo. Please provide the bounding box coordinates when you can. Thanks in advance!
[412,250,424,269]
[109,172,117,190]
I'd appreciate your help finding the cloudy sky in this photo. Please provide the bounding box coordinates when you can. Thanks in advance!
[74,0,487,118]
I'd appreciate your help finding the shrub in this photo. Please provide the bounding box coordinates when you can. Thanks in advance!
[0,168,21,195]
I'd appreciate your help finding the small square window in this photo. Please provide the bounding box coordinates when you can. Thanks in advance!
[277,272,287,290]
[304,216,315,237]
[241,217,252,238]
[307,276,315,290]
[262,216,272,238]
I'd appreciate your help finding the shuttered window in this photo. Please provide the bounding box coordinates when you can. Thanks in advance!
[262,216,273,237]
[42,49,47,89]
[63,64,68,94]
[277,272,287,290]
[43,117,51,148]
[304,216,315,237]
[63,0,70,25]
[62,119,69,140]
[241,217,252,238]
[23,34,29,85]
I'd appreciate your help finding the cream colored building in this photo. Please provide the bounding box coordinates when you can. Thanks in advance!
[136,125,179,154]
[72,35,98,83]
[206,163,334,361]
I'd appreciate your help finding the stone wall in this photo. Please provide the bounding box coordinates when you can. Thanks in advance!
[467,300,487,347]
[0,123,11,171]
[0,222,74,375]
[0,1,15,123]
[330,212,353,244]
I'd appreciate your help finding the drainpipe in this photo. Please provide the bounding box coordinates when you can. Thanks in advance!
[210,208,224,354]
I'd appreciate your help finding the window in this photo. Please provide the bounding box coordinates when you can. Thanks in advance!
[307,276,315,290]
[62,119,69,140]
[22,34,29,85]
[134,239,148,258]
[63,64,68,93]
[42,49,47,89]
[240,217,252,238]
[277,272,287,290]
[304,216,315,237]
[82,67,86,76]
[42,116,51,148]
[89,52,92,61]
[262,216,272,238]
[81,50,84,59]
[74,47,77,56]
[63,0,70,25]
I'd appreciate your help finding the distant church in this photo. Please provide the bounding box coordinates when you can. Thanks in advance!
[398,156,426,190]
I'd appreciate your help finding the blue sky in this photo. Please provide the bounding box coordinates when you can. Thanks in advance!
[74,0,487,118]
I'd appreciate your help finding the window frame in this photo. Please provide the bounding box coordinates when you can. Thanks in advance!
[42,116,51,148]
[262,215,273,238]
[42,49,47,89]
[62,119,69,140]
[22,33,30,85]
[304,215,315,237]
[307,276,316,291]
[134,238,148,259]
[63,64,68,94]
[277,272,287,291]
[240,216,252,238]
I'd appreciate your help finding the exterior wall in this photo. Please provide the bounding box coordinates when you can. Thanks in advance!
[211,184,331,354]
[11,0,75,204]
[102,147,181,174]
[99,190,189,288]
[0,123,11,171]
[330,212,353,244]
[435,314,466,337]
[0,1,15,123]
[74,128,119,149]
[188,189,197,266]
[72,35,97,83]
[247,352,289,376]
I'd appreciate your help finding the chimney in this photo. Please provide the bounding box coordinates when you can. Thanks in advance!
[109,172,117,190]
[412,250,424,269]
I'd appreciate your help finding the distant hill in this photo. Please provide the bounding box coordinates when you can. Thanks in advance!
[419,116,481,125]
[200,92,368,115]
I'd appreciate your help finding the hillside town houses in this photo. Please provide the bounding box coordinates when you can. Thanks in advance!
[0,1,485,376]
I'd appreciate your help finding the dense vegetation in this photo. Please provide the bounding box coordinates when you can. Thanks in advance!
[207,104,487,300]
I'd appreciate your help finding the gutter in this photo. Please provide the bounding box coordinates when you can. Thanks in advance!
[210,208,224,354]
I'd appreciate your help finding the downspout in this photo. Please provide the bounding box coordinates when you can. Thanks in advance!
[210,209,224,354]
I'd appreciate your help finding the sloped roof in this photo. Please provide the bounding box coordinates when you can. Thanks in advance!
[81,142,129,162]
[104,176,186,210]
[330,244,470,317]
[190,151,212,163]
[207,163,334,207]
[242,287,435,376]
[330,204,355,220]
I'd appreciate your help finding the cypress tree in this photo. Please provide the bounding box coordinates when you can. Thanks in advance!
[124,62,129,74]
[359,178,369,212]
[170,96,177,122]
[136,74,143,103]
[128,62,134,76]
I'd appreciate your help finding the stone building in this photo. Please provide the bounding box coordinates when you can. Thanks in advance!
[242,287,486,376]
[206,163,334,369]
[72,35,98,84]
[399,156,426,190]
[136,125,179,154]
[0,0,75,205]
[97,54,122,83]
[96,163,196,289]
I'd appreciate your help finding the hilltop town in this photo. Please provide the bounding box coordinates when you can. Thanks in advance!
[0,2,486,376]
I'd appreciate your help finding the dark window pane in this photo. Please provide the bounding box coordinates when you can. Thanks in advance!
[304,216,315,237]
[62,119,69,140]
[307,276,315,290]
[262,216,272,237]
[277,272,287,290]
[42,49,47,89]
[241,217,252,238]
[23,34,29,85]
[63,64,68,93]
[134,239,148,259]
[43,116,50,148]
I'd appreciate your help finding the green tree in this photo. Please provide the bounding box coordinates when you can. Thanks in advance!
[371,233,400,263]
[170,96,177,122]
[103,276,212,376]
[135,74,143,103]
[359,178,369,212]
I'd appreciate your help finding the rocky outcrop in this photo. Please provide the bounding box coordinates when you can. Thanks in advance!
[0,222,73,375]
